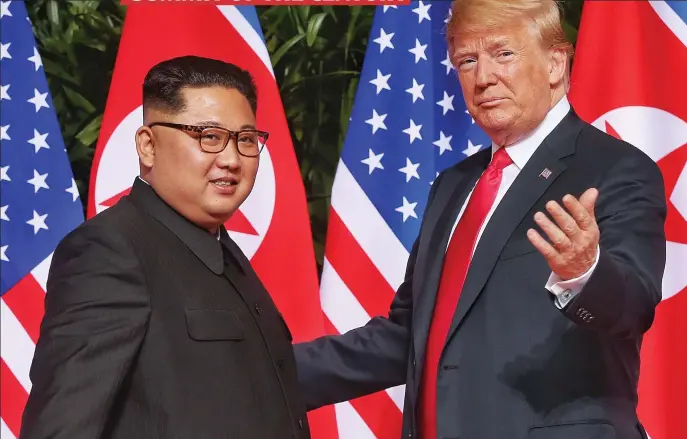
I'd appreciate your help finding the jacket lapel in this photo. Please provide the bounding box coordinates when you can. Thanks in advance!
[412,150,490,380]
[443,111,582,348]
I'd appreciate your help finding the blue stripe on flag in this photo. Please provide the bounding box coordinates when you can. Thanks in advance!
[236,6,266,41]
[666,1,687,23]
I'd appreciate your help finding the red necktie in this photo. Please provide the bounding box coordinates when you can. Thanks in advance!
[419,147,513,438]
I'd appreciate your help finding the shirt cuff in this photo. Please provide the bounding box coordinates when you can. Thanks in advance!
[545,245,600,309]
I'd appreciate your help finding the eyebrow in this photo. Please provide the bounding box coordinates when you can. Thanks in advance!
[195,120,257,130]
[453,37,514,57]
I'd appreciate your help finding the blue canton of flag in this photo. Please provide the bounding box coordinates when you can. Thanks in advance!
[1,0,84,295]
[341,0,492,252]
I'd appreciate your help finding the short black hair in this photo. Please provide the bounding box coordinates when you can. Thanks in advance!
[142,55,258,116]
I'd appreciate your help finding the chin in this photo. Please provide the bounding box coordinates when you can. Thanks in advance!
[201,198,239,220]
[208,204,240,220]
[477,112,517,133]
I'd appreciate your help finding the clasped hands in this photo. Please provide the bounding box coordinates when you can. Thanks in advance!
[527,188,600,281]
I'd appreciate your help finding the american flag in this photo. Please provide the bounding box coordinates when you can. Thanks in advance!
[0,2,84,438]
[319,2,490,437]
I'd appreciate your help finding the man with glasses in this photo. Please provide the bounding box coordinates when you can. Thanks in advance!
[20,56,310,439]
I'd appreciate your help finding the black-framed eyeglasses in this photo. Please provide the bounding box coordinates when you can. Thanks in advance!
[148,122,269,157]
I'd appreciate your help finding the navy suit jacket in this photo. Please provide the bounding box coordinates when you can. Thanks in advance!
[294,110,666,439]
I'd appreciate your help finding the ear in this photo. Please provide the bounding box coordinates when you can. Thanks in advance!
[135,125,155,168]
[548,45,568,86]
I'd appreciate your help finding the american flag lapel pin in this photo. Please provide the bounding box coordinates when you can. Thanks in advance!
[539,168,552,179]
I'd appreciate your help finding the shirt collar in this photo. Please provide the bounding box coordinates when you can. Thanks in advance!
[491,94,571,170]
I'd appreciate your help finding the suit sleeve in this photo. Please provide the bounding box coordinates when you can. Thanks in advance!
[293,253,414,410]
[19,222,150,439]
[561,150,667,339]
[293,174,444,411]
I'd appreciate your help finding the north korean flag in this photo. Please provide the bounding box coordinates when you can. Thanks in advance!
[569,2,687,438]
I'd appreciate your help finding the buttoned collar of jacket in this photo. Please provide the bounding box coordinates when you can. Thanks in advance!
[128,176,237,275]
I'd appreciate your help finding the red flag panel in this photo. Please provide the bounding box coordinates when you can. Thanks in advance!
[570,2,687,438]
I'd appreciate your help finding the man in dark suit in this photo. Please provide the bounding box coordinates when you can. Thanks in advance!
[20,56,310,439]
[294,1,666,438]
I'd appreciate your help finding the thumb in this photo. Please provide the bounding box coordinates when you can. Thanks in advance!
[579,188,598,218]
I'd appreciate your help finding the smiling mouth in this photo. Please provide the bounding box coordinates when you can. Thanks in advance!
[210,178,238,187]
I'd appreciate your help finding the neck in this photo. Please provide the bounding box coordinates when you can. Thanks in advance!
[550,86,566,110]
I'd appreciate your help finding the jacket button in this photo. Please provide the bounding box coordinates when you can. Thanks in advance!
[255,304,263,315]
[298,418,304,429]
[277,359,285,370]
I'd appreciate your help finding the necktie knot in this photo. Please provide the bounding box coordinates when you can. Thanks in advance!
[490,147,513,171]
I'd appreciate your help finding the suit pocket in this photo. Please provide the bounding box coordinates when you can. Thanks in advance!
[185,309,245,341]
[499,238,539,260]
[528,420,615,439]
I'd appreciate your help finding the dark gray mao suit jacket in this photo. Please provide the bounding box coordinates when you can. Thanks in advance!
[295,110,666,439]
[20,178,310,439]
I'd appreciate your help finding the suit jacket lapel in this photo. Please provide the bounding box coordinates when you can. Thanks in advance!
[412,150,490,379]
[443,110,582,348]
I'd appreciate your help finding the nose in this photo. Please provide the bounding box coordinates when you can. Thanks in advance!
[215,138,241,170]
[474,57,498,89]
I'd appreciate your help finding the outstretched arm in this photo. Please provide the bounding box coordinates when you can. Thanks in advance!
[294,172,446,410]
[294,264,414,410]
[529,151,666,339]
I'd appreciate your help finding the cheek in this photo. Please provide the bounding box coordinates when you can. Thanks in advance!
[501,67,542,104]
[177,150,216,183]
[156,142,185,175]
[458,74,475,101]
[498,65,521,92]
[241,158,259,182]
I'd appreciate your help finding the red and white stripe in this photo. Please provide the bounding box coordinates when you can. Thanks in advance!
[1,254,52,439]
[320,160,408,439]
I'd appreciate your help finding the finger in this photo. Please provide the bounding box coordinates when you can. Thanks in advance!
[534,211,573,252]
[545,200,582,241]
[561,194,594,231]
[527,228,558,260]
[578,188,598,220]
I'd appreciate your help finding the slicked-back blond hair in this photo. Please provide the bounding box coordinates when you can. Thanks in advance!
[446,0,574,82]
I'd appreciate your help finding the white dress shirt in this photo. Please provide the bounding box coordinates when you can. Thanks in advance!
[446,95,599,309]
